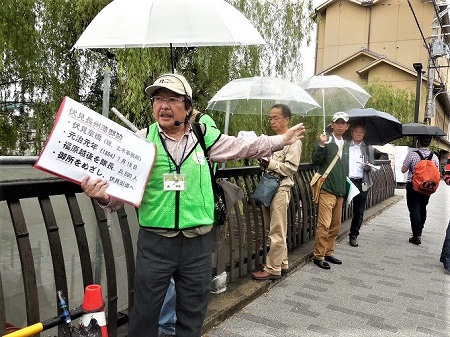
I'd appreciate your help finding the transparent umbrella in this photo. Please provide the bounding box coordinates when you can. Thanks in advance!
[300,75,371,132]
[207,76,320,134]
[73,0,266,73]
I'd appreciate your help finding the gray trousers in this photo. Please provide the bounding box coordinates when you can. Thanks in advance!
[129,229,212,337]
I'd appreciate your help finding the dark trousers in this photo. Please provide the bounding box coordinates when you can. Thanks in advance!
[129,229,212,337]
[349,181,368,238]
[441,220,450,268]
[406,183,430,237]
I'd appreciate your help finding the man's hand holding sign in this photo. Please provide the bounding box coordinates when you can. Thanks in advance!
[34,97,155,207]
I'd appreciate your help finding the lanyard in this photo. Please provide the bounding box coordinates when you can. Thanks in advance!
[160,135,188,174]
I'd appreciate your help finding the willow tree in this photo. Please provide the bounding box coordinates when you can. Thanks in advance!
[0,0,110,154]
[0,0,314,155]
[364,80,416,147]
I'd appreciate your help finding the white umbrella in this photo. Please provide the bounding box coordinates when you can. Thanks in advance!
[73,0,266,72]
[300,75,371,132]
[206,76,320,134]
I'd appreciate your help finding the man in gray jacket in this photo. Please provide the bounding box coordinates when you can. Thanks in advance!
[347,124,375,247]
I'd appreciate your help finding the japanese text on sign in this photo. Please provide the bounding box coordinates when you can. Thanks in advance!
[35,97,156,207]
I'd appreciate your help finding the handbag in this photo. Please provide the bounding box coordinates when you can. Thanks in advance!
[310,154,339,204]
[252,172,283,207]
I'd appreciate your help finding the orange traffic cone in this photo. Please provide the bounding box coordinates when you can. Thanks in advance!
[80,284,108,337]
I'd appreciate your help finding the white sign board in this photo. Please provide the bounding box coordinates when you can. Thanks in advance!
[35,97,155,207]
[394,146,411,184]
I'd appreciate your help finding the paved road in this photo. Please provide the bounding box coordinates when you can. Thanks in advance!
[205,185,450,337]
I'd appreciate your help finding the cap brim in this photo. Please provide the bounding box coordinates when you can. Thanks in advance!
[144,85,186,96]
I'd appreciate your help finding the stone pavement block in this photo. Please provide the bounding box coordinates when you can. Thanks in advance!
[204,185,450,337]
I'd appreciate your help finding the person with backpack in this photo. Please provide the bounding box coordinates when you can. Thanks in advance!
[401,135,440,245]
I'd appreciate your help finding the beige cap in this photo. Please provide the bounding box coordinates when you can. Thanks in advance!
[145,74,192,98]
[332,111,349,122]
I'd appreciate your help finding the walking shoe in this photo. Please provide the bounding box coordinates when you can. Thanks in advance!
[252,270,281,280]
[258,264,288,276]
[349,236,358,247]
[313,259,331,270]
[158,331,175,337]
[409,236,421,245]
[324,255,342,264]
[445,265,450,274]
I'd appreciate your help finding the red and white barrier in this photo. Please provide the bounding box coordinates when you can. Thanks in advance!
[80,284,108,337]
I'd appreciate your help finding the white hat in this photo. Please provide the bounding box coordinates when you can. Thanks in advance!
[145,74,192,98]
[332,111,349,122]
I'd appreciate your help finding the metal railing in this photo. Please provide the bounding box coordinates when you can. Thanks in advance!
[0,161,394,336]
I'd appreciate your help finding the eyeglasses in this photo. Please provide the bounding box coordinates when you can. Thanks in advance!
[151,96,185,105]
[267,116,287,122]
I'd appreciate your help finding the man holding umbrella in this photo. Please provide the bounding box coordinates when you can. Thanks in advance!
[401,135,439,245]
[312,111,349,269]
[81,73,305,337]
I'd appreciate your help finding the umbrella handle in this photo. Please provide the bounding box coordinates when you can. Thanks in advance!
[170,43,174,73]
[322,89,326,133]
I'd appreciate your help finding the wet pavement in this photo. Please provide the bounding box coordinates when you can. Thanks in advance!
[204,185,450,337]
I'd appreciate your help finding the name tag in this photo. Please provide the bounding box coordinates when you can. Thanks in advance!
[163,173,186,191]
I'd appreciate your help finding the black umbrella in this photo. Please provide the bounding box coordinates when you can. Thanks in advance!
[402,123,446,137]
[346,108,403,145]
[326,108,402,145]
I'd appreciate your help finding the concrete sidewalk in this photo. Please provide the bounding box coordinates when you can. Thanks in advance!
[204,184,450,337]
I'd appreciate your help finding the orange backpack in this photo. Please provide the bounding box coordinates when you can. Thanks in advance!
[412,151,440,196]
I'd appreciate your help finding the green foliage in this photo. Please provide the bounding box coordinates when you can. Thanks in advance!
[364,79,416,146]
[0,112,19,155]
[0,0,314,156]
[4,0,418,163]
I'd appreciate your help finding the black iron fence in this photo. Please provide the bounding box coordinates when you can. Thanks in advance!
[0,160,394,336]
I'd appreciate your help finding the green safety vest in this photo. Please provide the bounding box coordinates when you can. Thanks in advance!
[138,123,221,230]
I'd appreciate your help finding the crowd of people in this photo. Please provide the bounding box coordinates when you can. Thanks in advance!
[80,73,448,337]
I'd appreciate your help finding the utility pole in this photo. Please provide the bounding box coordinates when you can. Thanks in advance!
[412,63,423,148]
[413,63,423,123]
[425,1,450,123]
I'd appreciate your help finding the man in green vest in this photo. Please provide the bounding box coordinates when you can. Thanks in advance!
[81,73,306,337]
[158,109,218,337]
